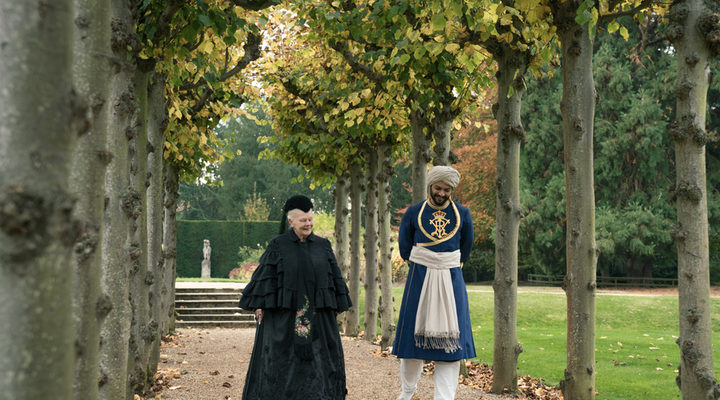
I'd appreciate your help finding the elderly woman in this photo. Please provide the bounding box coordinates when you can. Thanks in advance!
[239,195,351,399]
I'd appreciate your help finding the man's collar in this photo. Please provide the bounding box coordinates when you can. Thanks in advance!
[425,196,452,210]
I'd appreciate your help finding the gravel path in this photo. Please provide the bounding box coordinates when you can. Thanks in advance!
[154,328,507,400]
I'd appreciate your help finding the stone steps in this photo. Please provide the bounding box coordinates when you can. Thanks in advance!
[174,320,254,329]
[176,292,241,300]
[177,307,244,315]
[174,286,255,329]
[178,313,254,322]
[176,299,241,308]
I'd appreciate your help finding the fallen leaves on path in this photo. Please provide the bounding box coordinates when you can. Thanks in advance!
[370,346,563,400]
[133,368,186,399]
[148,332,237,399]
[457,362,563,400]
[161,333,183,348]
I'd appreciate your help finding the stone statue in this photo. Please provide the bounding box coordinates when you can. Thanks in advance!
[201,239,211,278]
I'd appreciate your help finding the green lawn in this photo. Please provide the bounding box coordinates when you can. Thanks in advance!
[357,285,720,400]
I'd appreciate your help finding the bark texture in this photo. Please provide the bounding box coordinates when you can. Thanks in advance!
[550,3,598,399]
[71,0,111,398]
[0,2,76,398]
[98,3,137,398]
[162,162,180,335]
[333,172,351,332]
[667,1,720,398]
[377,144,396,350]
[490,41,527,395]
[145,75,167,379]
[364,149,380,341]
[410,109,430,204]
[345,162,364,337]
[127,68,151,395]
[431,109,454,166]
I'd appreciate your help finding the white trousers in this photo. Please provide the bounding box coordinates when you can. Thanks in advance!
[397,358,460,400]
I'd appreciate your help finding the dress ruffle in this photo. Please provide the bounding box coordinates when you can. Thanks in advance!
[238,234,351,312]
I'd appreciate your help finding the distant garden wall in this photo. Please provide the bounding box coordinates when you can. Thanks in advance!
[177,220,278,278]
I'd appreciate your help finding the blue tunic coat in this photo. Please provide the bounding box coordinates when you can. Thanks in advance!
[391,200,476,361]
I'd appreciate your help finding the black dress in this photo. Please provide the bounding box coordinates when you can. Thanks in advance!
[238,230,351,400]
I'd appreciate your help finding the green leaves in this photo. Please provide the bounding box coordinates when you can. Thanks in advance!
[394,53,411,65]
[607,21,629,40]
[133,0,272,181]
[198,14,211,27]
[619,26,629,40]
[575,0,595,25]
[431,13,446,31]
[607,21,620,33]
[575,0,599,39]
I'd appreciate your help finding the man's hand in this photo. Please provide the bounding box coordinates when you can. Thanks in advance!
[255,309,263,324]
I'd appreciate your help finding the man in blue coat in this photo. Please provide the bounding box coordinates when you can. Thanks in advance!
[392,165,475,400]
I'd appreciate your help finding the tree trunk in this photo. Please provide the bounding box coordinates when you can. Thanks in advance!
[551,3,599,399]
[377,144,395,350]
[162,162,180,335]
[667,1,719,398]
[334,171,351,332]
[491,44,527,395]
[431,111,454,166]
[98,3,137,398]
[71,0,111,398]
[364,150,379,341]
[0,2,76,398]
[127,69,151,396]
[345,162,363,337]
[410,109,430,204]
[145,74,167,379]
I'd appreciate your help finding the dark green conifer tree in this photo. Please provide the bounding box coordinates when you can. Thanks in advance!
[520,18,719,280]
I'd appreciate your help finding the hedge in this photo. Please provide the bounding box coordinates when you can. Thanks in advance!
[177,220,278,278]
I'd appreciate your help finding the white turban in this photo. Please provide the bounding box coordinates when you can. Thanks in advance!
[427,166,460,189]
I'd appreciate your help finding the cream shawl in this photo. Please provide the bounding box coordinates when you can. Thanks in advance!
[409,245,461,353]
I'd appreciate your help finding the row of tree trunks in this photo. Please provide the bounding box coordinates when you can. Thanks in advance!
[377,144,396,349]
[668,1,719,398]
[334,146,395,347]
[0,1,275,399]
[71,0,111,398]
[98,3,137,399]
[479,2,717,398]
[490,42,527,394]
[0,2,77,398]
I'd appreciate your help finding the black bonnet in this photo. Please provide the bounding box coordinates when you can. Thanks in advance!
[279,195,313,234]
[283,195,313,213]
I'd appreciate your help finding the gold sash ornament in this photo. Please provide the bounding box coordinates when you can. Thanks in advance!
[416,200,460,247]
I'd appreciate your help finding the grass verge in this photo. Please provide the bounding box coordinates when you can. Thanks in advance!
[356,284,720,400]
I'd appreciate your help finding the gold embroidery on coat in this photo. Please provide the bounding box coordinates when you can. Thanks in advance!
[417,201,461,247]
[429,210,450,239]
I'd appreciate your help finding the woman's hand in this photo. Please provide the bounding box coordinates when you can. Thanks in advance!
[255,309,263,324]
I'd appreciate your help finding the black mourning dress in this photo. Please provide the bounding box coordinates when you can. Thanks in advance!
[239,230,351,400]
